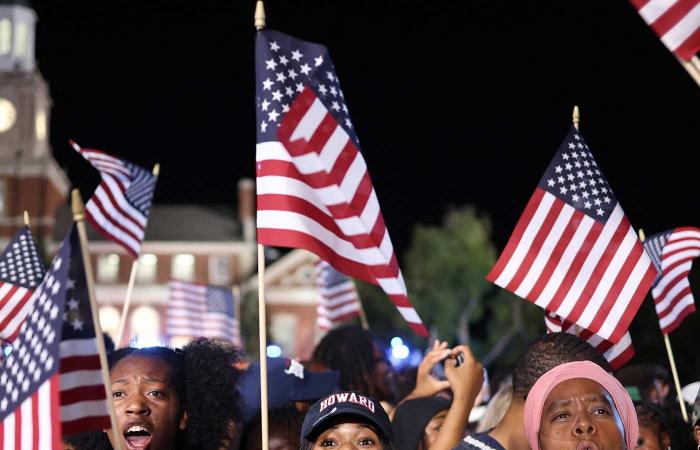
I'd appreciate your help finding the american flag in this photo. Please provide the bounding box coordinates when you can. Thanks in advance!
[643,227,699,334]
[315,259,362,330]
[0,226,46,343]
[544,311,635,370]
[59,225,111,435]
[487,126,657,345]
[255,29,428,336]
[0,230,69,449]
[71,140,156,257]
[166,281,240,345]
[629,0,700,61]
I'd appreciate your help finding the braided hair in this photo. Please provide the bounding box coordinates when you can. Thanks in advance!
[312,326,388,400]
[511,332,611,399]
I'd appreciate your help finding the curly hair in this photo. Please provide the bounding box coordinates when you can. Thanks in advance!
[64,338,242,450]
[311,326,387,399]
[511,332,611,398]
[180,337,243,450]
[635,401,695,450]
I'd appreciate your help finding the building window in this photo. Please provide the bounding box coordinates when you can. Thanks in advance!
[35,109,47,141]
[14,21,27,57]
[99,306,121,344]
[0,19,11,55]
[130,306,161,348]
[208,255,231,285]
[270,313,297,357]
[172,254,195,281]
[0,179,6,216]
[97,254,120,283]
[136,254,157,283]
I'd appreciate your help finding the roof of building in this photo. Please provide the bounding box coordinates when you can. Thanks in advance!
[53,203,242,242]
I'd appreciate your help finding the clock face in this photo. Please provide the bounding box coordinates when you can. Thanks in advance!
[0,97,17,133]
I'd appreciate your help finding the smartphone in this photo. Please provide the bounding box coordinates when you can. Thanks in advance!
[430,351,465,380]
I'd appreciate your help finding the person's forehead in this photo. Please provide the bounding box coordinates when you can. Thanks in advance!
[111,355,173,382]
[545,378,610,404]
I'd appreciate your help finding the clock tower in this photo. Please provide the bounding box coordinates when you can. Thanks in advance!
[0,0,68,241]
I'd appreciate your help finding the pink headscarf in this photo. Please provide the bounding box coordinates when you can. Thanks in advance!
[524,361,638,450]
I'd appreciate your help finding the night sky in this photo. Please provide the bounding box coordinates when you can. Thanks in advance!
[33,0,699,255]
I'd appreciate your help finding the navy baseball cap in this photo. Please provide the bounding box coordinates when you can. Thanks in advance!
[300,391,393,442]
[237,357,341,423]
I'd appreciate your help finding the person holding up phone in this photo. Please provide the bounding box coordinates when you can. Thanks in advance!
[391,340,484,450]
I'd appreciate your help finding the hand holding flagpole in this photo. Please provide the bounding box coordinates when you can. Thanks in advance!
[115,163,161,347]
[72,189,124,450]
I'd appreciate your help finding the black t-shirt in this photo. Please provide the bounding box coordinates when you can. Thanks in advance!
[452,432,506,450]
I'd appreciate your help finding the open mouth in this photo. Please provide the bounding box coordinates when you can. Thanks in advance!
[123,425,153,449]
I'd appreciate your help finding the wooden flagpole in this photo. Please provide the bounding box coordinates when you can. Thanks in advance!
[638,228,689,422]
[72,189,124,450]
[356,290,370,330]
[255,4,270,450]
[689,55,700,80]
[677,56,700,87]
[23,210,29,227]
[115,163,160,347]
[572,105,580,130]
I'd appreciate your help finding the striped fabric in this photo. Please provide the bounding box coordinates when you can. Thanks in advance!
[0,227,45,343]
[71,140,156,257]
[629,0,700,61]
[487,127,657,345]
[0,375,62,449]
[255,29,428,336]
[545,311,635,370]
[59,226,111,434]
[315,260,362,330]
[643,227,699,334]
[166,281,240,346]
[0,233,71,449]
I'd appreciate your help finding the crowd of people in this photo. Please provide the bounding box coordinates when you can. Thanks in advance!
[61,326,700,450]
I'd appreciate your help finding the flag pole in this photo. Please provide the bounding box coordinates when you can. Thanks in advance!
[72,189,124,450]
[691,55,700,74]
[572,105,580,130]
[638,228,689,422]
[23,210,29,227]
[255,3,270,450]
[115,163,161,347]
[677,57,700,87]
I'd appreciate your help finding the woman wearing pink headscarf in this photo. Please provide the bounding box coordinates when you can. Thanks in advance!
[523,361,638,450]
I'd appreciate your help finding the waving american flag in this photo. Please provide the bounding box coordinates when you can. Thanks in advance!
[643,227,699,334]
[488,126,657,344]
[0,226,46,343]
[255,29,427,336]
[71,140,156,257]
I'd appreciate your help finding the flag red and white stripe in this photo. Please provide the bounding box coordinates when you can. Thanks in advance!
[0,374,62,450]
[487,127,657,345]
[629,0,700,61]
[59,339,111,434]
[643,226,699,334]
[71,140,156,257]
[255,30,427,336]
[257,88,428,336]
[545,311,635,370]
[315,260,362,330]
